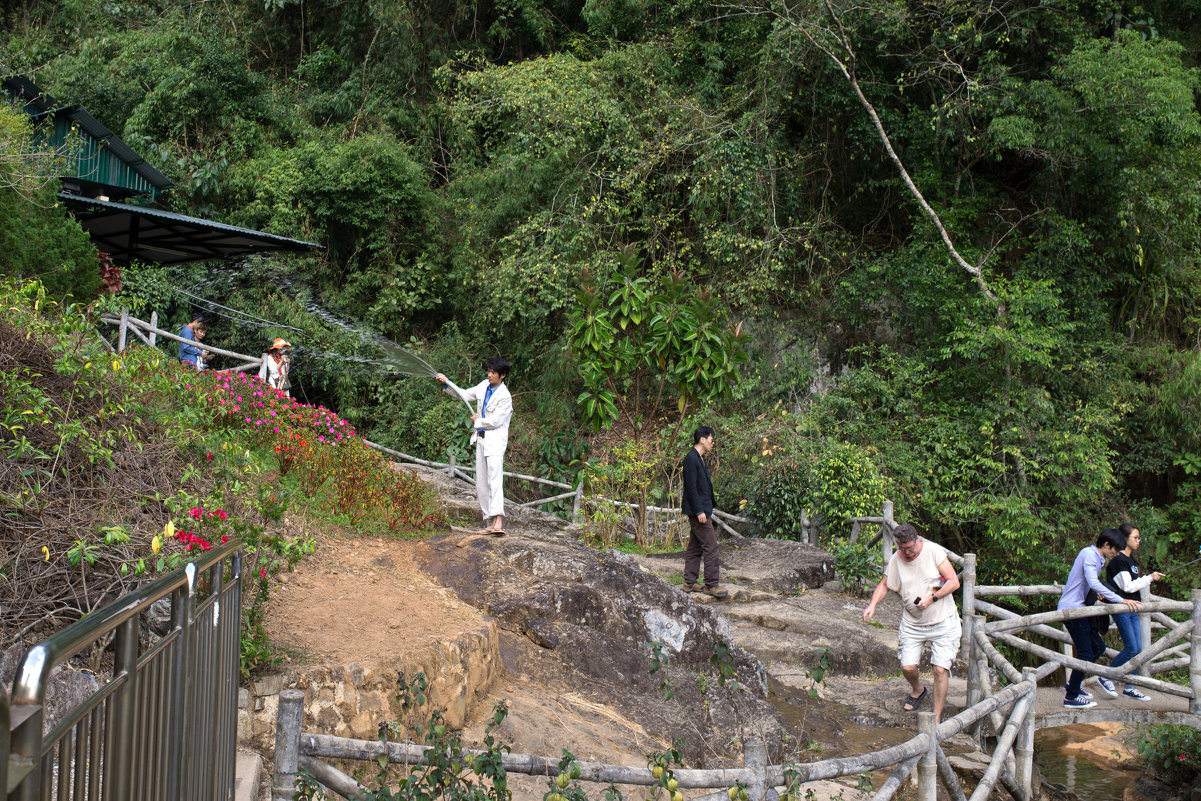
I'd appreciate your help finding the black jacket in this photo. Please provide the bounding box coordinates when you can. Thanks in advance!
[681,447,715,517]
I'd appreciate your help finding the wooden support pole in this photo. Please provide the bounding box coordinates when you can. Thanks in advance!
[965,615,982,712]
[273,689,304,801]
[972,628,1022,685]
[1191,589,1201,716]
[1015,668,1036,799]
[572,479,583,522]
[297,756,371,801]
[934,747,967,801]
[881,501,895,566]
[149,311,157,347]
[967,693,1031,801]
[869,756,918,801]
[960,554,976,663]
[916,711,936,801]
[117,309,129,353]
[743,738,767,801]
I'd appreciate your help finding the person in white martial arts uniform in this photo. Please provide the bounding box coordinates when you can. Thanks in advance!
[435,357,513,535]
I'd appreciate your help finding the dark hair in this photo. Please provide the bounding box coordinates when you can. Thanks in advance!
[1096,528,1127,551]
[1118,523,1138,537]
[692,426,715,445]
[191,313,205,324]
[483,357,510,379]
[893,523,919,545]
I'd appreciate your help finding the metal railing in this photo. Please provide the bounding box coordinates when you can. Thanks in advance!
[4,543,243,801]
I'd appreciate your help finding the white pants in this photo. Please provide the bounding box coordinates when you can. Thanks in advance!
[475,443,505,520]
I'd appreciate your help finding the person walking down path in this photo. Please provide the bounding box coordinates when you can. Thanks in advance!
[260,338,292,395]
[862,524,961,723]
[681,426,728,600]
[1106,523,1165,700]
[178,316,213,371]
[1058,529,1140,708]
[435,358,512,536]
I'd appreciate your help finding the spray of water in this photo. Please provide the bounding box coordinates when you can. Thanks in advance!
[295,294,473,413]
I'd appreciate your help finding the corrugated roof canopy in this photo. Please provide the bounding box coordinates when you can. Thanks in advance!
[5,76,173,199]
[61,194,320,265]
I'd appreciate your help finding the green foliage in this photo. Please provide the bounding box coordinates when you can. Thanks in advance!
[829,538,877,597]
[0,104,99,299]
[1136,724,1200,787]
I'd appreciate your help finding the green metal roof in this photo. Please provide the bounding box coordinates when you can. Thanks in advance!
[4,75,172,199]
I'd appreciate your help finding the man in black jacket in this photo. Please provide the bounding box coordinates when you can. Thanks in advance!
[681,426,728,599]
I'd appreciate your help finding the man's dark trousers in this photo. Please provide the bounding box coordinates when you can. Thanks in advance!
[1064,617,1105,698]
[684,516,719,588]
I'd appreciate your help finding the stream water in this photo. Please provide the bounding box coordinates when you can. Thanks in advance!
[1035,725,1139,801]
[768,679,1140,799]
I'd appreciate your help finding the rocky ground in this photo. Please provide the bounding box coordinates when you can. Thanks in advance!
[261,465,1152,801]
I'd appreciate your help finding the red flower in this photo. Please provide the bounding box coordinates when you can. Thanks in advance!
[260,567,267,579]
[189,507,202,520]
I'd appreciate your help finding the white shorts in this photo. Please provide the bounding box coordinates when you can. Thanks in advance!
[898,615,961,670]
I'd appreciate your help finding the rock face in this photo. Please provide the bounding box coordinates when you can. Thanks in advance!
[636,537,837,596]
[416,528,783,764]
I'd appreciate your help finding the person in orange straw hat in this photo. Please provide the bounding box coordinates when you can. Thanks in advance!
[262,337,292,394]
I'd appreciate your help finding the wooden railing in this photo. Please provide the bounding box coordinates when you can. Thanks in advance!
[272,581,1200,801]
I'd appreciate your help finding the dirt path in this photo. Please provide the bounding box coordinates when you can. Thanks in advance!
[265,534,485,667]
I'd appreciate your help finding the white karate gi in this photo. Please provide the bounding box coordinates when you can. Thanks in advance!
[442,378,513,520]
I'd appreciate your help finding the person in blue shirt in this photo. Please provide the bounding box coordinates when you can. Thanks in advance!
[178,316,210,370]
[1057,529,1141,708]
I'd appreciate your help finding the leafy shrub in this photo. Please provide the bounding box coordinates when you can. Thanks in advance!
[829,537,879,597]
[1137,724,1200,787]
[812,442,890,539]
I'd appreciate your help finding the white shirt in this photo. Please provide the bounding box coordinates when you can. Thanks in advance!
[442,378,512,457]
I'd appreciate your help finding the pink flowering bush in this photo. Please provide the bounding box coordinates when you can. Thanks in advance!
[184,371,444,532]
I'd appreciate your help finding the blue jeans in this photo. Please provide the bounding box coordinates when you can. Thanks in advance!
[1064,617,1104,698]
[1110,612,1142,686]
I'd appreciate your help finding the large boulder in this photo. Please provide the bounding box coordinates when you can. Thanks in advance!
[416,529,783,764]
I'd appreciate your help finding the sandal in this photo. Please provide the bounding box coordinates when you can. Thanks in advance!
[903,687,928,712]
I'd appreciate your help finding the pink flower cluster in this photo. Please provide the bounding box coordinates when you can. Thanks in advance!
[198,371,358,444]
[189,507,229,521]
[178,507,233,550]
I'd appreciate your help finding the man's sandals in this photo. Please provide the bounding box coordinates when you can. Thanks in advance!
[474,528,505,537]
[903,686,928,712]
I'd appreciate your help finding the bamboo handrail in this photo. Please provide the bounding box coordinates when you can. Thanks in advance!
[989,631,1191,697]
[101,313,262,366]
[981,601,1193,634]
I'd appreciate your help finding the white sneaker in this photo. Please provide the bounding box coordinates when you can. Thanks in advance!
[1063,684,1092,699]
[1095,677,1118,697]
[1123,688,1150,701]
[1063,696,1097,709]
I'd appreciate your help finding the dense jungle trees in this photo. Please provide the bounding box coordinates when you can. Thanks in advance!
[3,0,1201,588]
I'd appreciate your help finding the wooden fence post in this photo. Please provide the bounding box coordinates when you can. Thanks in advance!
[117,309,129,353]
[1139,585,1152,680]
[273,689,305,801]
[1016,668,1036,799]
[572,480,584,523]
[881,501,896,567]
[917,711,937,801]
[1191,589,1201,716]
[960,554,976,663]
[148,311,157,347]
[447,452,456,478]
[965,613,980,710]
[742,738,767,801]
